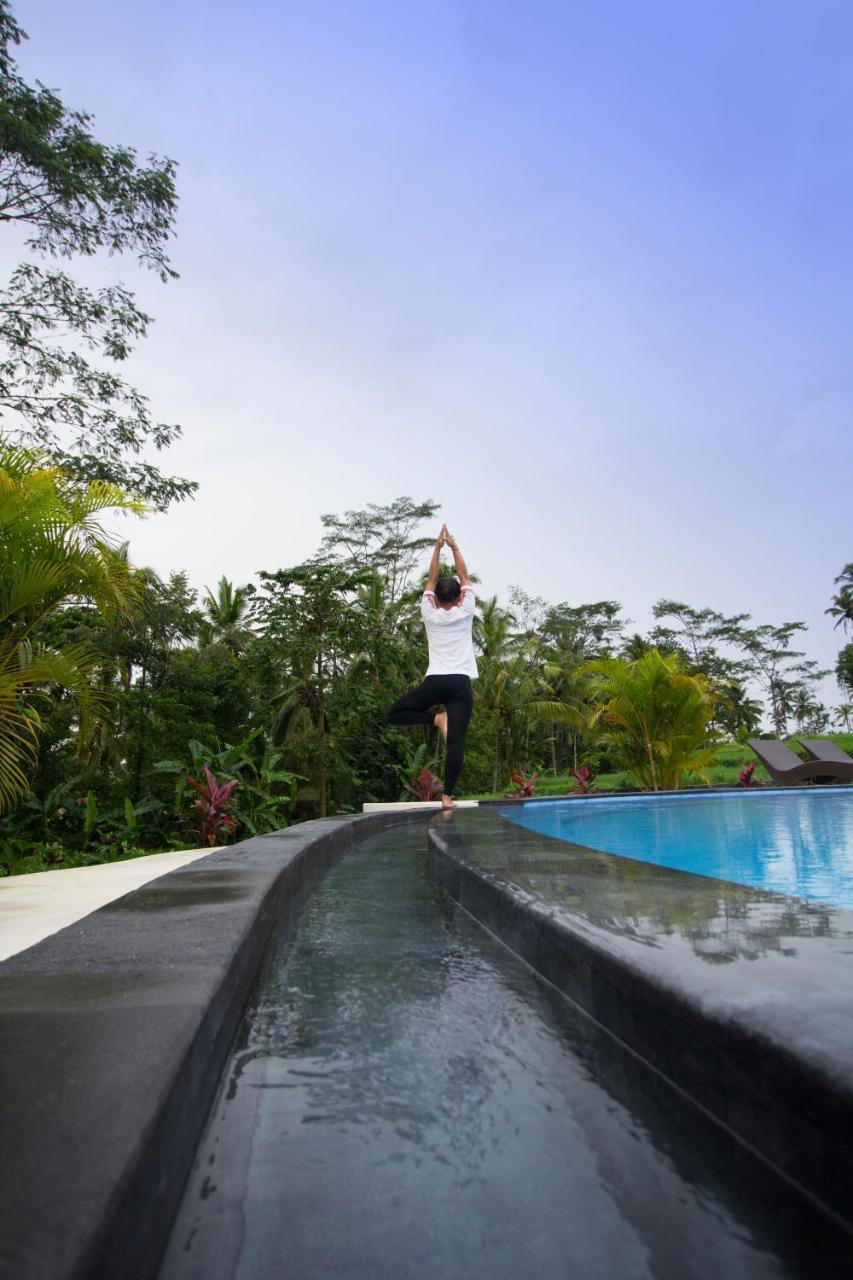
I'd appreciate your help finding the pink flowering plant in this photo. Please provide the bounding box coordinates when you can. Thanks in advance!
[738,761,758,787]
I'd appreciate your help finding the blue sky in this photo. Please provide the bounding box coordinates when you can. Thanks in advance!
[10,0,853,705]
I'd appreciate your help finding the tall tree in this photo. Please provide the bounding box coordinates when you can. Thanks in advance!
[250,563,367,816]
[650,599,749,683]
[201,576,252,655]
[722,620,827,737]
[0,3,193,508]
[317,496,439,603]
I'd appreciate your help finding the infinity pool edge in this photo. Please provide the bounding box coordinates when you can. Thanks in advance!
[426,810,853,1237]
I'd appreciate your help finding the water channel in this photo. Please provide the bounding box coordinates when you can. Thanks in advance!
[158,823,841,1279]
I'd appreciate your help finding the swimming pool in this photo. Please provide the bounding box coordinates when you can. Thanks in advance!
[503,788,853,909]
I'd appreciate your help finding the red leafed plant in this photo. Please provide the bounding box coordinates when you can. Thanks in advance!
[186,764,239,845]
[507,770,537,798]
[407,768,443,801]
[738,761,757,787]
[569,765,596,794]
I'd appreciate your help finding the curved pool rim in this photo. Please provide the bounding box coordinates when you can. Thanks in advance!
[0,809,430,1280]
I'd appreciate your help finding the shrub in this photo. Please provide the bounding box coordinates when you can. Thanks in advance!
[406,769,442,801]
[569,765,596,793]
[507,770,537,798]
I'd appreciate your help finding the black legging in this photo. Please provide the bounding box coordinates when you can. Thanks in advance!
[386,674,473,796]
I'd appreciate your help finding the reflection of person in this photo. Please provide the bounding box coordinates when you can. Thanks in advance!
[386,524,477,811]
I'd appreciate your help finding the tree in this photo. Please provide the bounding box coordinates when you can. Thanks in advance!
[0,440,142,809]
[585,649,718,791]
[836,646,853,699]
[250,563,367,816]
[651,599,749,683]
[201,576,252,655]
[317,496,439,602]
[713,678,763,738]
[722,620,827,738]
[826,563,853,633]
[0,3,193,508]
[835,704,853,732]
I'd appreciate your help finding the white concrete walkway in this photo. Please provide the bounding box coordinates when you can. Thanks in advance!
[361,801,479,812]
[0,847,221,963]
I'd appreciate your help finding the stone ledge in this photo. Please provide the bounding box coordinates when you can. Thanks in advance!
[426,815,853,1238]
[0,810,431,1280]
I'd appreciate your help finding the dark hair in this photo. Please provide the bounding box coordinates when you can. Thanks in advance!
[435,576,462,604]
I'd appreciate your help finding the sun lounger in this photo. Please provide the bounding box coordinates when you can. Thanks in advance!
[798,739,853,766]
[747,738,853,785]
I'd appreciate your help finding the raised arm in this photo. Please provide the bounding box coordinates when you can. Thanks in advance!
[445,531,471,587]
[425,525,448,592]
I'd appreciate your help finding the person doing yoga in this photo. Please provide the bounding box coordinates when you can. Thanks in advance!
[387,524,477,812]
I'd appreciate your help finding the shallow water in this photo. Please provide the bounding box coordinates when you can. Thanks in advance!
[505,788,853,907]
[158,825,841,1280]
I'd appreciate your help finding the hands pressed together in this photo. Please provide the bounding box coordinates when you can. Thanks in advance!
[437,523,457,550]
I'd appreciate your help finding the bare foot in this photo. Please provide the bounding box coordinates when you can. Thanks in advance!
[441,793,455,812]
[434,710,448,741]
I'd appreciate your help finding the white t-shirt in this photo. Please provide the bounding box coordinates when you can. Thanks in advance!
[420,586,478,678]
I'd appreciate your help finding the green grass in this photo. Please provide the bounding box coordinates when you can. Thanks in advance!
[0,838,199,878]
[468,734,853,801]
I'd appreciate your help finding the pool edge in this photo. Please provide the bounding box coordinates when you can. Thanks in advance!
[426,819,853,1237]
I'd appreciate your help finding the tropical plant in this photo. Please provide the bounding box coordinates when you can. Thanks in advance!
[201,576,252,654]
[584,649,718,790]
[0,441,143,811]
[186,765,238,846]
[826,563,853,633]
[569,764,596,793]
[154,731,301,837]
[506,769,537,798]
[738,762,757,787]
[406,768,442,801]
[834,704,853,732]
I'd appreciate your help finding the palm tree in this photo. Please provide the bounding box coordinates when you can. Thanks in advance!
[584,649,717,790]
[0,440,143,811]
[826,564,853,633]
[835,703,853,732]
[201,576,252,654]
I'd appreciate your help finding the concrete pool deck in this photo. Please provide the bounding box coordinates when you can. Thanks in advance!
[427,807,853,1238]
[0,847,223,962]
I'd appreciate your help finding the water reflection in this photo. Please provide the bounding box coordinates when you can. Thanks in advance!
[503,790,853,908]
[447,811,849,966]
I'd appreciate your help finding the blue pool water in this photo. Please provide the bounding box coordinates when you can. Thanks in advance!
[503,788,853,909]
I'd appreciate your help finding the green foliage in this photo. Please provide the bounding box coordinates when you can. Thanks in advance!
[585,649,718,790]
[0,1,192,508]
[0,441,143,810]
[1,485,846,872]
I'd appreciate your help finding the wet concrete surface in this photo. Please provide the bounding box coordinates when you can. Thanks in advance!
[427,808,853,1236]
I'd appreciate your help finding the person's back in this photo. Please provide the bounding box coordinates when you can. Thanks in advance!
[421,585,478,679]
[386,526,477,810]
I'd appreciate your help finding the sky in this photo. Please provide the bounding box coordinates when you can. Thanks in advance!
[8,0,853,706]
